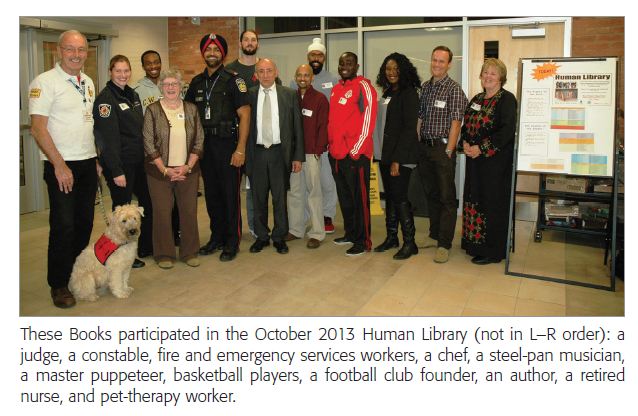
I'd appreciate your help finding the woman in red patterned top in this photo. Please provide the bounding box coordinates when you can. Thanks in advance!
[460,58,518,265]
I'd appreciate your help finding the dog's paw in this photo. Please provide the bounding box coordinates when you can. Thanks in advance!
[113,291,130,299]
[87,295,99,302]
[125,287,134,295]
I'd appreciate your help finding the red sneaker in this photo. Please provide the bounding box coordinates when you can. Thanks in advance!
[324,216,335,234]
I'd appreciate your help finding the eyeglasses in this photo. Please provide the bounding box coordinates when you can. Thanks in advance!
[60,46,87,54]
[162,82,180,88]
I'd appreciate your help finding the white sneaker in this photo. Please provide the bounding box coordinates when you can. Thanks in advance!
[434,247,450,263]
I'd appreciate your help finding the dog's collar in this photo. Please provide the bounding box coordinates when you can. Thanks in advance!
[94,234,120,265]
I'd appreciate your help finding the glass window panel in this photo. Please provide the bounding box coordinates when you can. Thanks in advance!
[364,17,461,27]
[256,35,316,87]
[327,32,358,75]
[363,27,463,96]
[246,17,320,35]
[467,17,519,20]
[325,17,357,29]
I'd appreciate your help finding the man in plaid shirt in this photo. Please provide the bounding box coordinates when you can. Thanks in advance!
[417,46,467,263]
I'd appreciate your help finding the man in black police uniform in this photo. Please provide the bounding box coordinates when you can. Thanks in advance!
[185,34,250,262]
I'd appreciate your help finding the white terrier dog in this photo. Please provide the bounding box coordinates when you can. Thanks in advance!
[69,204,144,302]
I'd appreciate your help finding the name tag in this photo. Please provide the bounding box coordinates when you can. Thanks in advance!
[471,103,481,111]
[383,98,391,105]
[195,97,203,102]
[302,109,313,117]
[339,97,347,105]
[119,103,129,110]
[83,110,93,122]
[435,100,446,108]
[322,82,333,89]
[177,113,185,120]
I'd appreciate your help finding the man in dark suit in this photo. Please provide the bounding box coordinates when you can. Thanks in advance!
[245,59,305,254]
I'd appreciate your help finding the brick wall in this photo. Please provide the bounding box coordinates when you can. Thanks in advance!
[167,17,240,85]
[572,17,624,144]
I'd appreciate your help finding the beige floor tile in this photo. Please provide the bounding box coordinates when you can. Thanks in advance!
[219,263,268,283]
[328,252,374,270]
[224,284,280,308]
[421,284,471,307]
[356,309,391,316]
[355,259,404,277]
[20,271,50,295]
[257,292,318,316]
[341,271,392,292]
[461,308,507,317]
[566,306,616,317]
[250,271,301,291]
[131,281,188,305]
[523,267,566,280]
[189,276,246,298]
[433,269,479,290]
[323,284,376,310]
[192,298,256,316]
[363,292,419,316]
[565,287,624,315]
[410,300,464,316]
[303,263,354,284]
[157,267,209,289]
[20,291,51,315]
[518,279,566,305]
[392,263,440,283]
[302,300,359,316]
[156,289,215,315]
[465,291,516,315]
[272,259,319,278]
[474,274,521,297]
[379,276,430,298]
[514,298,567,316]
[282,278,337,300]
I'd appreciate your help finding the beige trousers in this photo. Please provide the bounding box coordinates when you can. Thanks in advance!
[288,154,325,240]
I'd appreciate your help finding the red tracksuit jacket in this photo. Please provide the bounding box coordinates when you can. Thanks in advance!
[328,75,377,160]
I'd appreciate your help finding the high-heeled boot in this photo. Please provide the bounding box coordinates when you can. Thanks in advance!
[394,202,418,260]
[374,200,399,252]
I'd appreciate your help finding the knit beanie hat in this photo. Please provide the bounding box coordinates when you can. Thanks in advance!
[200,34,228,60]
[308,38,326,54]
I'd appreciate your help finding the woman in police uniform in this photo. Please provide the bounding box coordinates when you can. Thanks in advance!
[93,54,153,268]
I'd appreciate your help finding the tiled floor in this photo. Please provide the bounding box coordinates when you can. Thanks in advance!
[19,192,624,316]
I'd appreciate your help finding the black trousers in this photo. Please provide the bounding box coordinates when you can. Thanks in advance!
[330,154,372,251]
[379,163,413,204]
[103,161,153,255]
[200,135,243,247]
[43,158,97,289]
[249,145,288,243]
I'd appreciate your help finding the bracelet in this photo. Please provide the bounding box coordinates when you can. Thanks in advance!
[163,167,168,177]
[235,151,243,155]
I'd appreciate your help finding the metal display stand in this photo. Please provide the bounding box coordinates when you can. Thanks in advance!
[505,57,621,291]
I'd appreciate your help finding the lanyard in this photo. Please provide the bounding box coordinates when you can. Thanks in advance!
[205,73,221,107]
[68,78,86,104]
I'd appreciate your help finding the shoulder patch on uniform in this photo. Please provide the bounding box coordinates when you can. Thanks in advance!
[30,89,41,98]
[99,104,111,118]
[235,78,247,92]
[345,90,353,98]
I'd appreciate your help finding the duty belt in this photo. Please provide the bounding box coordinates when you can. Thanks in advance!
[422,137,448,147]
[204,126,220,136]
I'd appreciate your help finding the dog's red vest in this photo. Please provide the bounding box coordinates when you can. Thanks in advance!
[94,234,119,265]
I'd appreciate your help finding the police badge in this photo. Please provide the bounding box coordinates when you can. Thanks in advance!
[99,104,111,118]
[235,79,247,93]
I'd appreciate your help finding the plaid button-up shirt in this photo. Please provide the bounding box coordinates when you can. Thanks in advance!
[418,74,467,141]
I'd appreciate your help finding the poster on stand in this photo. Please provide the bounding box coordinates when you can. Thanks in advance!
[516,57,618,177]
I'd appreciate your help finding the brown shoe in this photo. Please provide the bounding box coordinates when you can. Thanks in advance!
[51,287,76,309]
[284,232,301,242]
[307,238,321,249]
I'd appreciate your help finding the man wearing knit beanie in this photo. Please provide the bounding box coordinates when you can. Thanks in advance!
[289,37,340,236]
[184,33,251,262]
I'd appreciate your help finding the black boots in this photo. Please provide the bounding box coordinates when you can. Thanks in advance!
[374,201,399,252]
[393,202,418,260]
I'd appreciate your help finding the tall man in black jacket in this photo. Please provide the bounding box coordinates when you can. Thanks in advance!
[185,34,250,262]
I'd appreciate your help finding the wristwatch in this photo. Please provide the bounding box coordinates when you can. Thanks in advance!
[187,165,192,174]
[445,149,453,155]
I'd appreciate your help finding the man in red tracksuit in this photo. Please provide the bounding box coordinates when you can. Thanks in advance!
[328,52,378,257]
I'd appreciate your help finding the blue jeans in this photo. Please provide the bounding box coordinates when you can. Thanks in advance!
[43,158,97,289]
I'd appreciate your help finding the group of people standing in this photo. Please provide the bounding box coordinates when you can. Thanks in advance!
[28,28,517,310]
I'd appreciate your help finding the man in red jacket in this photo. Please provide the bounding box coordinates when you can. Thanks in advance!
[328,52,377,256]
[285,64,329,248]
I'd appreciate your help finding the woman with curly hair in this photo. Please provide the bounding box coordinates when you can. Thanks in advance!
[460,58,517,264]
[372,52,422,260]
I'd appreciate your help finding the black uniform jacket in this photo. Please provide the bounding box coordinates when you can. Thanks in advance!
[379,86,420,166]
